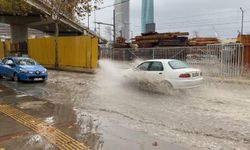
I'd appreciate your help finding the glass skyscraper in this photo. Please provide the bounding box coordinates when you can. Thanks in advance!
[141,0,154,33]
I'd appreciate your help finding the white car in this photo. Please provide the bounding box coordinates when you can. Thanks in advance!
[125,59,203,89]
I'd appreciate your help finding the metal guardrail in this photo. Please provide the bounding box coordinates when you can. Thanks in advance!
[100,43,244,77]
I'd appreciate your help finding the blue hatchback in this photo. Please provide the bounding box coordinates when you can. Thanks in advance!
[0,57,48,82]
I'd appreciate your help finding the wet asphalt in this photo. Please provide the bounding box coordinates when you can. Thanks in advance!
[0,60,250,150]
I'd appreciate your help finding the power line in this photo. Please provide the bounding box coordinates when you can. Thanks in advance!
[96,0,129,10]
[157,20,250,30]
[155,8,250,22]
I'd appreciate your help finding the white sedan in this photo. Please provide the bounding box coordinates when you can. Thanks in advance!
[125,59,203,89]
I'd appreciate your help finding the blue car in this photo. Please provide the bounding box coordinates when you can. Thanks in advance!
[0,57,48,82]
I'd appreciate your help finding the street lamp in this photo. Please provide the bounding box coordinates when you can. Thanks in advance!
[240,7,244,35]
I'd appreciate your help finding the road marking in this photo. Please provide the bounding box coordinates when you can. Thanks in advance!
[0,105,89,150]
[16,94,28,98]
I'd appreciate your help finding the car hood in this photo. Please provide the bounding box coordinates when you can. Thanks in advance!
[20,65,46,71]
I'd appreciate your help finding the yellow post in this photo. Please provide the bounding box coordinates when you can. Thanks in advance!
[0,41,4,58]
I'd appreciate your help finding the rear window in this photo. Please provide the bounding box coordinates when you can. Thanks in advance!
[168,60,189,69]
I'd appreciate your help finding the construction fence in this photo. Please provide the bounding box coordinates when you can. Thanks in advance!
[29,36,98,69]
[0,35,99,69]
[100,43,245,77]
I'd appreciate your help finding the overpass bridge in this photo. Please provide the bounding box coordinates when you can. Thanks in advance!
[0,0,107,45]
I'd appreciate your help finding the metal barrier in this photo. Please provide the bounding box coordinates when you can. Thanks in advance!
[100,43,244,77]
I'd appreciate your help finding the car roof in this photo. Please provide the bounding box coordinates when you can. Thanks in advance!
[4,57,30,60]
[144,59,179,63]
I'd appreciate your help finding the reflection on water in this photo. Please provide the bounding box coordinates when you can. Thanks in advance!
[75,109,104,150]
[25,134,54,150]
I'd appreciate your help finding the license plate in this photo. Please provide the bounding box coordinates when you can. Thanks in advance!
[192,72,199,77]
[34,78,43,81]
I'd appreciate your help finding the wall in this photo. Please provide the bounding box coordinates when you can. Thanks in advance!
[28,37,55,67]
[28,36,98,69]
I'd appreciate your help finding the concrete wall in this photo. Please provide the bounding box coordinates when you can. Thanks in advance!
[28,36,98,69]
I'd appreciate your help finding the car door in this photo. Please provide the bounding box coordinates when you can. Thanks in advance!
[0,58,8,76]
[4,59,16,78]
[135,62,151,82]
[147,61,165,83]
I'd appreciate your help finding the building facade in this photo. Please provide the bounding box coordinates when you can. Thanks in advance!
[115,0,130,41]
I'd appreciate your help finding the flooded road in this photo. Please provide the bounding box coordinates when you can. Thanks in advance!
[1,60,250,150]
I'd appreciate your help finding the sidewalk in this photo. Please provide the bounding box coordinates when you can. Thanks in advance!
[0,84,94,150]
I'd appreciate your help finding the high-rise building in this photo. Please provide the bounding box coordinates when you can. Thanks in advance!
[115,0,130,41]
[141,0,155,33]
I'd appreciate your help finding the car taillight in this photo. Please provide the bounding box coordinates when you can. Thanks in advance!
[179,73,191,78]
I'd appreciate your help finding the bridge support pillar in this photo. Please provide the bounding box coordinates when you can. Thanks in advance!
[10,24,28,54]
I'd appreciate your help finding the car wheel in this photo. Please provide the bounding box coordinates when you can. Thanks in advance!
[158,80,173,94]
[161,80,173,89]
[13,73,19,82]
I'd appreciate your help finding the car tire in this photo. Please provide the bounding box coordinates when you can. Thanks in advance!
[13,73,19,82]
[161,80,173,89]
[159,80,173,94]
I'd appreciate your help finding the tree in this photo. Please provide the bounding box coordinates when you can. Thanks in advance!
[43,0,103,68]
[0,0,32,15]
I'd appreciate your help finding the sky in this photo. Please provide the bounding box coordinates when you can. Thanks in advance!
[84,0,250,40]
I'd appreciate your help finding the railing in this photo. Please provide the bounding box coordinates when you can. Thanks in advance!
[100,43,244,77]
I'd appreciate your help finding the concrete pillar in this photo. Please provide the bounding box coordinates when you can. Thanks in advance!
[10,24,28,43]
[10,24,28,54]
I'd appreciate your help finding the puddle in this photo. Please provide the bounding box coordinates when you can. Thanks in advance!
[17,101,48,109]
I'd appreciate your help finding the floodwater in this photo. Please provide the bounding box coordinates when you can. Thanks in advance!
[1,59,250,150]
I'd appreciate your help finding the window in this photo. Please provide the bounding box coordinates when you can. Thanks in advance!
[136,62,151,71]
[5,59,14,65]
[148,62,164,71]
[15,58,37,66]
[168,60,189,69]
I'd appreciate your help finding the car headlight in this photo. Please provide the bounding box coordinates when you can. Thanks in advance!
[42,69,47,74]
[19,68,28,73]
[28,71,34,74]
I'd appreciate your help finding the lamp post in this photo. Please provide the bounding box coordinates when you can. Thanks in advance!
[240,7,244,35]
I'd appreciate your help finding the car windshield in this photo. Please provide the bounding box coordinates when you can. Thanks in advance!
[15,58,37,66]
[168,60,189,69]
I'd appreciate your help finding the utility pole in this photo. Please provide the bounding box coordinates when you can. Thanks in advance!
[94,10,97,32]
[88,13,90,29]
[240,7,244,35]
[113,9,116,43]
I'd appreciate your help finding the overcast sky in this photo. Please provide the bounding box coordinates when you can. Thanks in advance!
[84,0,250,39]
